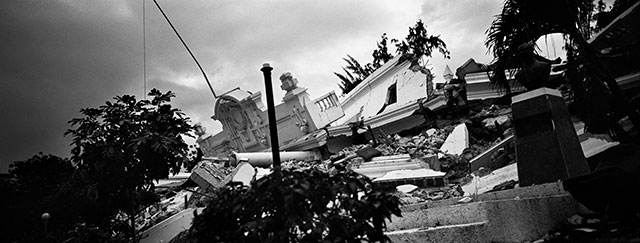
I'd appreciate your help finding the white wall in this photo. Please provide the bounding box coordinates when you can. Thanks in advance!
[337,61,430,125]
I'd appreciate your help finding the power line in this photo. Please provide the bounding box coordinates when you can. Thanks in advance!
[143,0,147,100]
[151,0,218,99]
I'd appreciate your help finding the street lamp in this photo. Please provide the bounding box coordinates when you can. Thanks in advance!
[41,212,51,236]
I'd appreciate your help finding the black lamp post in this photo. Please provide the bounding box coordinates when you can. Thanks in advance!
[260,63,282,177]
[41,212,51,237]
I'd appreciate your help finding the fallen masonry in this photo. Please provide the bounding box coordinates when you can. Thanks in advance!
[147,84,639,243]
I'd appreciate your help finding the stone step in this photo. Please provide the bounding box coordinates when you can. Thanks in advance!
[386,221,489,243]
[371,154,411,161]
[354,160,416,169]
[386,182,590,242]
[352,162,424,179]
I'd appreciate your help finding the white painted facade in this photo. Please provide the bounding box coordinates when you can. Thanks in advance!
[336,55,434,125]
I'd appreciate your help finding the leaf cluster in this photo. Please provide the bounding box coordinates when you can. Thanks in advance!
[484,0,640,135]
[393,20,450,62]
[336,20,449,95]
[0,154,76,243]
[63,88,193,237]
[186,167,401,243]
[65,89,192,192]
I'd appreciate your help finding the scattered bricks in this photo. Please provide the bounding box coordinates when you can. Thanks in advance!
[482,114,512,131]
[355,146,382,161]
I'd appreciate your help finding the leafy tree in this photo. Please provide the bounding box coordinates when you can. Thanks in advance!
[372,33,394,69]
[65,89,193,240]
[485,0,639,137]
[182,167,401,243]
[0,153,75,243]
[336,33,397,95]
[336,21,449,94]
[393,19,450,65]
[336,55,375,95]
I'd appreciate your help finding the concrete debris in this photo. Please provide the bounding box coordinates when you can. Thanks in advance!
[255,167,272,181]
[396,184,419,193]
[461,162,518,196]
[231,151,319,167]
[579,133,620,158]
[355,146,382,161]
[393,184,463,204]
[457,196,473,204]
[374,168,446,181]
[438,123,469,157]
[487,179,518,193]
[224,162,256,186]
[472,167,492,177]
[352,156,425,179]
[425,128,437,137]
[482,114,512,131]
[399,196,423,205]
[574,228,597,233]
[190,160,232,191]
[469,135,515,172]
[567,214,584,225]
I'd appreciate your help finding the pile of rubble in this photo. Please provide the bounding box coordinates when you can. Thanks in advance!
[183,103,517,208]
[325,104,517,205]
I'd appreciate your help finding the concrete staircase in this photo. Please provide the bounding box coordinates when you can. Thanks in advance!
[385,182,589,242]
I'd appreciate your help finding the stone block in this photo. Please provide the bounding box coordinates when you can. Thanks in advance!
[511,88,589,186]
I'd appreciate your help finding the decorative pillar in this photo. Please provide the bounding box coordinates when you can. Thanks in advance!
[512,88,589,186]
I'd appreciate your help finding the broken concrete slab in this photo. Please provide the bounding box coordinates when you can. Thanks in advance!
[461,162,518,196]
[373,168,447,188]
[223,162,256,186]
[231,151,320,167]
[190,161,228,191]
[482,114,511,131]
[397,184,418,193]
[439,123,469,157]
[352,161,425,179]
[375,168,446,181]
[386,182,591,243]
[579,133,620,159]
[254,167,272,181]
[386,221,489,243]
[371,154,411,162]
[468,135,514,172]
[140,208,204,243]
[421,154,440,171]
[355,146,382,161]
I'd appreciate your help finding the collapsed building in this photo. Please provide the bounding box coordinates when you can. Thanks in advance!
[144,3,640,242]
[194,53,526,164]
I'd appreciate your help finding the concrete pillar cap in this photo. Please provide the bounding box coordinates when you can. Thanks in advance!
[512,88,562,104]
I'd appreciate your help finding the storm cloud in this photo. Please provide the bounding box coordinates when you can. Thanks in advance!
[1,0,511,172]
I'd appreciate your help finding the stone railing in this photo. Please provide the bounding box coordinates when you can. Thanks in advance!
[306,91,344,129]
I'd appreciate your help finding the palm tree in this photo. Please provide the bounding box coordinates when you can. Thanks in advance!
[335,55,376,94]
[485,0,639,137]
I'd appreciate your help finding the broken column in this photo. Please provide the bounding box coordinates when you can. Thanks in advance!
[512,88,589,186]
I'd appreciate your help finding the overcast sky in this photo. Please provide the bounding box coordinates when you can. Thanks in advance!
[1,0,568,172]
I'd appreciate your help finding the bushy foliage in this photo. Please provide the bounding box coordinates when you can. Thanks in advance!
[485,0,640,137]
[184,167,401,243]
[393,19,450,63]
[336,20,449,95]
[0,153,75,243]
[64,88,193,238]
